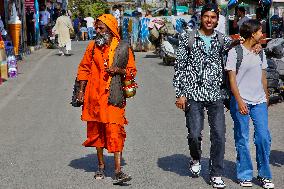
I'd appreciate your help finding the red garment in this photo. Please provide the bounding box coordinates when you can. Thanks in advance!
[83,121,126,153]
[77,41,137,125]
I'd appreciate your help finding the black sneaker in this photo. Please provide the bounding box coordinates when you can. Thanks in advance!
[113,171,132,185]
[257,176,274,189]
[189,160,201,177]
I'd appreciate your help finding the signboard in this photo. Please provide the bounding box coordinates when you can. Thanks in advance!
[25,0,35,12]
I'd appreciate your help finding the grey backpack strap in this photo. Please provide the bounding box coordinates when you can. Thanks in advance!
[215,30,224,50]
[235,45,243,74]
[259,50,264,63]
[188,29,197,52]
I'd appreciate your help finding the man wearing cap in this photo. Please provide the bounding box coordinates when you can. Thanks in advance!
[76,14,136,184]
[173,3,232,188]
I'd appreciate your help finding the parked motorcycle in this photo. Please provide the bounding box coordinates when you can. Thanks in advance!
[265,38,284,103]
[160,19,192,66]
[44,23,58,49]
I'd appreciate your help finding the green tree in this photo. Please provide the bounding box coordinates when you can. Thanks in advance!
[68,0,109,18]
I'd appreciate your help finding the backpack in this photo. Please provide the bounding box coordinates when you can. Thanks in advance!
[223,45,264,110]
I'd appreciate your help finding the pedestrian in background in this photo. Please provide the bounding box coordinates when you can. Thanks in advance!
[233,6,250,33]
[26,6,35,46]
[112,5,123,36]
[39,5,51,40]
[226,19,274,189]
[76,14,136,185]
[73,14,80,41]
[84,13,95,40]
[173,3,232,188]
[53,9,74,56]
[79,19,88,41]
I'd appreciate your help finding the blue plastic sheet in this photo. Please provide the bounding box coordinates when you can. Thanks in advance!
[140,18,150,45]
[131,18,139,45]
[34,0,40,45]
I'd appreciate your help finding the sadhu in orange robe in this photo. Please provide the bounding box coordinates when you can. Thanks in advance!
[77,40,137,153]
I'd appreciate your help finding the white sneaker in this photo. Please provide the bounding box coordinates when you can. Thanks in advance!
[189,160,201,177]
[239,180,253,187]
[210,177,226,188]
[257,176,274,189]
[59,50,64,56]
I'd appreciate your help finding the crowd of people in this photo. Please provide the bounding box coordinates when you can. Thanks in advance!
[1,2,278,187]
[72,2,277,189]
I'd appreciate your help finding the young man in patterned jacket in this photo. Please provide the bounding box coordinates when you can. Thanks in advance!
[173,3,231,188]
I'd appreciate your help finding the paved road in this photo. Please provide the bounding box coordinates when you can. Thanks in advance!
[0,41,283,189]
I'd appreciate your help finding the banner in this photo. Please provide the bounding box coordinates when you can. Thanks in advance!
[25,0,35,12]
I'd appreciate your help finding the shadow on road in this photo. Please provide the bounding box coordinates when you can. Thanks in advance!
[68,154,126,177]
[52,53,74,57]
[270,150,284,167]
[144,54,160,58]
[157,62,174,66]
[157,154,237,183]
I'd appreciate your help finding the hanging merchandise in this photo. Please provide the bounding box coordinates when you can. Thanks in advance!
[34,0,40,46]
[7,55,17,78]
[0,35,6,61]
[0,34,7,83]
[1,60,8,81]
[227,0,272,9]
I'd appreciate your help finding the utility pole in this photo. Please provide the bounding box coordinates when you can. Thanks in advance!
[173,0,177,16]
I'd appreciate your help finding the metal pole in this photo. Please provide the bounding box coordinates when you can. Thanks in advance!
[173,0,177,16]
[4,0,9,28]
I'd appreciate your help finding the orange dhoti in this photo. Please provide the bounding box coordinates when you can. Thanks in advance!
[83,121,126,153]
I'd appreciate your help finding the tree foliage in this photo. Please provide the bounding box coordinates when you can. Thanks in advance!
[68,0,109,18]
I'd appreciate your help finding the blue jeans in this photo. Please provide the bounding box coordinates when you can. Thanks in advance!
[230,97,272,180]
[185,99,226,176]
[87,27,94,40]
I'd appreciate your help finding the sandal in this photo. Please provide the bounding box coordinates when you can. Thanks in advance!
[94,166,105,180]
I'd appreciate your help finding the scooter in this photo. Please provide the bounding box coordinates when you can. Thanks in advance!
[160,20,192,66]
[45,23,58,49]
[265,38,284,103]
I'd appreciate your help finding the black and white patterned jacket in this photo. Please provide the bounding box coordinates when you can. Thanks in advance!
[173,30,232,102]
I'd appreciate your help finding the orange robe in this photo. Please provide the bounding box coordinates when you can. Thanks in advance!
[77,41,137,152]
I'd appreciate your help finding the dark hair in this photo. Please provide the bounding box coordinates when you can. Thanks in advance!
[113,5,118,9]
[240,19,262,39]
[201,3,219,17]
[238,7,246,13]
[61,9,66,15]
[81,20,87,27]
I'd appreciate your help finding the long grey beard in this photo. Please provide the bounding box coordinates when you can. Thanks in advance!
[94,32,111,47]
